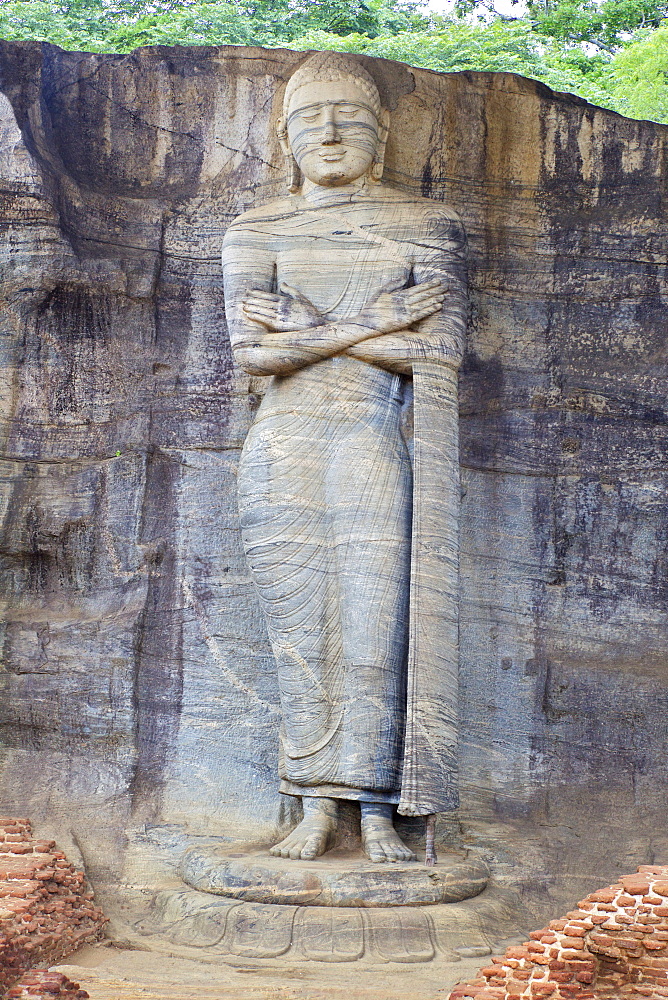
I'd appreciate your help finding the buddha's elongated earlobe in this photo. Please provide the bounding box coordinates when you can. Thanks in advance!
[370,108,390,183]
[277,116,301,193]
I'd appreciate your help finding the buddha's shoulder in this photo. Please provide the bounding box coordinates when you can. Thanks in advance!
[362,189,464,249]
[376,185,463,224]
[224,196,298,231]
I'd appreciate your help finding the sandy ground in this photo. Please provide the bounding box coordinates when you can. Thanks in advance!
[54,943,483,1000]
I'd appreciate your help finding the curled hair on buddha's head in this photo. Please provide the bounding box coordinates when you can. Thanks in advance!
[277,52,388,193]
[283,51,382,121]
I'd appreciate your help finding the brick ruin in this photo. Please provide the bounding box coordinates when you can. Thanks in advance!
[449,865,668,999]
[3,972,89,999]
[0,819,106,996]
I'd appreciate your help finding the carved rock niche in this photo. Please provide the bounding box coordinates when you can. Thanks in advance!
[0,39,667,981]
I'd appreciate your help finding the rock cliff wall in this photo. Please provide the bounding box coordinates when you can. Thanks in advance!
[0,41,666,924]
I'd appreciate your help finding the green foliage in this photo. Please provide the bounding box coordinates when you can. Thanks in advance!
[0,0,666,122]
[102,5,254,51]
[607,23,668,119]
[455,0,668,52]
[0,0,428,50]
[529,0,667,51]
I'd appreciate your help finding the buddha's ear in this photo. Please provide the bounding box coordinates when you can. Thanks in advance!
[277,116,301,193]
[276,116,290,158]
[371,108,391,183]
[379,108,391,140]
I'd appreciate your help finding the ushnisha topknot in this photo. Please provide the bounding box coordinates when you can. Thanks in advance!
[283,51,382,120]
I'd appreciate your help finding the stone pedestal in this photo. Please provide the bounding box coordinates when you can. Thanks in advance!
[134,883,526,965]
[181,843,490,908]
[123,836,528,967]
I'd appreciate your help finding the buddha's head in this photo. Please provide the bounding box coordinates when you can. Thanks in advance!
[278,52,389,192]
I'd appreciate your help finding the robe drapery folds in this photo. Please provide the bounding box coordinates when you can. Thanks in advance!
[222,184,467,816]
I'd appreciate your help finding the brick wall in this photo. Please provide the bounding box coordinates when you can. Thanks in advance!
[0,818,106,995]
[449,865,668,999]
[4,971,89,998]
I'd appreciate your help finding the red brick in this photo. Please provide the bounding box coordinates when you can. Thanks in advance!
[587,891,618,904]
[560,935,589,948]
[0,818,106,994]
[620,877,651,895]
[506,946,531,959]
[547,971,573,983]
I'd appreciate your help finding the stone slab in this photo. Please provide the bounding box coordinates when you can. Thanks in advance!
[180,842,490,908]
[127,880,528,966]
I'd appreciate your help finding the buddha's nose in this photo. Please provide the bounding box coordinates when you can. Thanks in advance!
[321,117,340,145]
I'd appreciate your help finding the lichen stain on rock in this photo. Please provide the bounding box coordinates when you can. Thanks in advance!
[130,446,184,822]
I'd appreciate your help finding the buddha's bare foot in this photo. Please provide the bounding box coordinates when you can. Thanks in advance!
[360,802,416,863]
[270,796,338,860]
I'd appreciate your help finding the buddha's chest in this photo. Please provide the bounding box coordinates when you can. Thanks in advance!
[271,212,414,319]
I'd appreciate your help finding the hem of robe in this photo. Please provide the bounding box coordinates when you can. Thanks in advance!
[398,360,460,816]
[279,779,400,804]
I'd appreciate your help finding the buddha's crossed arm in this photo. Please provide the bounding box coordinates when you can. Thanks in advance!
[345,211,467,375]
[222,208,464,378]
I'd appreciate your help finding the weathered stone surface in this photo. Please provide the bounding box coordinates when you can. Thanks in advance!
[180,842,489,906]
[0,40,666,936]
[131,880,522,965]
[51,944,500,1000]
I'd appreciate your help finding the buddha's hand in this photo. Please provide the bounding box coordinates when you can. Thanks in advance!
[242,283,324,332]
[355,278,447,335]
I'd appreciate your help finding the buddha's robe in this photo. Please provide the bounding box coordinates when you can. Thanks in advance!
[222,183,467,812]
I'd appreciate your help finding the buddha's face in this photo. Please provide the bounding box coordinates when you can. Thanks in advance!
[286,79,382,187]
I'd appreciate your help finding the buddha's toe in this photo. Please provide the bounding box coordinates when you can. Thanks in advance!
[271,815,335,861]
[270,832,298,857]
[363,829,416,864]
[364,837,390,863]
[300,833,327,860]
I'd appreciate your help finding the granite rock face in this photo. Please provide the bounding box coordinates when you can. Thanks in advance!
[0,42,666,925]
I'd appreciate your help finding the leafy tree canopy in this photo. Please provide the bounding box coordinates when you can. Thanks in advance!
[456,0,668,52]
[0,0,666,122]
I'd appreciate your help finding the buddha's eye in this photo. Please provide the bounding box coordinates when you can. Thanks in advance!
[336,105,360,117]
[299,112,320,123]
